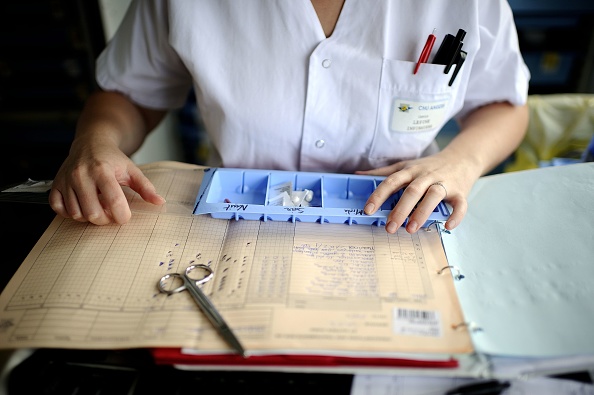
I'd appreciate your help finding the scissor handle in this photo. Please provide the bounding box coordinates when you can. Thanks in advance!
[156,264,245,356]
[157,272,187,294]
[157,264,214,295]
[185,264,214,286]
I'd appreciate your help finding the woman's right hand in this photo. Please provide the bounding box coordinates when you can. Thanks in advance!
[49,90,168,225]
[49,139,165,225]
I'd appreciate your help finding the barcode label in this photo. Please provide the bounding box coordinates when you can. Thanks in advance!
[393,308,442,338]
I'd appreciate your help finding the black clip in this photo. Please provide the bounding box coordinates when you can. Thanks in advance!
[448,50,466,86]
[433,29,466,66]
[444,29,466,73]
[432,28,467,86]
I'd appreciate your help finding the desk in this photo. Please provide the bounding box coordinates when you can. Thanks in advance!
[2,349,593,394]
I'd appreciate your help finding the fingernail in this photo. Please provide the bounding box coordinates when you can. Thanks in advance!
[386,221,398,233]
[446,219,456,229]
[407,220,418,233]
[364,203,375,214]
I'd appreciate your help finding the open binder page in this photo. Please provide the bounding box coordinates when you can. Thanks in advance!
[441,163,594,357]
[0,162,472,357]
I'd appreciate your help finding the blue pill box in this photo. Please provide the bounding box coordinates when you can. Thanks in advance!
[193,168,450,227]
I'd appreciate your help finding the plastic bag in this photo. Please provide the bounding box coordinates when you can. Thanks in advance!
[505,94,594,172]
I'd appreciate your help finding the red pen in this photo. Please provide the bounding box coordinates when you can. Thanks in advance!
[414,29,436,74]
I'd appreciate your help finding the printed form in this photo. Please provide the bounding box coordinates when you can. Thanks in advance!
[0,162,472,357]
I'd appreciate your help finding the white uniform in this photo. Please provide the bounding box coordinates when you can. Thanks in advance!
[97,0,530,173]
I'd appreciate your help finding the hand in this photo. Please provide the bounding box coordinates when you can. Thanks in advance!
[356,152,481,234]
[49,142,165,225]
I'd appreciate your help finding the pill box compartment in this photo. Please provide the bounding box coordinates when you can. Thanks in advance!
[194,168,450,227]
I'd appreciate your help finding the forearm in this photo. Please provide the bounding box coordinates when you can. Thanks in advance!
[51,90,167,225]
[72,90,166,156]
[440,102,529,176]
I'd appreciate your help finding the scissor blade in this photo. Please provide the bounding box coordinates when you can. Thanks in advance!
[183,275,246,357]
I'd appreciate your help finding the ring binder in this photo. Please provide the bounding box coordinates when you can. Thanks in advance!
[2,161,594,378]
[452,322,483,333]
[437,265,464,281]
[425,221,451,234]
[424,220,439,231]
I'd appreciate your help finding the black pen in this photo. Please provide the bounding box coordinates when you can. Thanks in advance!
[432,28,466,68]
[444,29,466,73]
[432,28,467,86]
[445,380,511,395]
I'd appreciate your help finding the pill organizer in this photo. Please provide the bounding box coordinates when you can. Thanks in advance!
[193,168,450,227]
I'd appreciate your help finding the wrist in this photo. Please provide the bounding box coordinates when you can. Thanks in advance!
[69,129,121,158]
[438,145,485,179]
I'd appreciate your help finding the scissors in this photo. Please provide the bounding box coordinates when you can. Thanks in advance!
[158,264,246,357]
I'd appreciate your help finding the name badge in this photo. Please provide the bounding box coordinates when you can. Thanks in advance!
[389,97,450,133]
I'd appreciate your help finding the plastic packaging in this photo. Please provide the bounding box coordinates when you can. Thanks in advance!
[505,94,594,172]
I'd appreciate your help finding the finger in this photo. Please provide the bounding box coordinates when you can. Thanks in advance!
[76,180,113,225]
[95,174,132,225]
[385,180,429,233]
[49,187,71,219]
[406,183,447,233]
[364,173,410,216]
[63,187,87,223]
[127,166,166,205]
[444,195,467,231]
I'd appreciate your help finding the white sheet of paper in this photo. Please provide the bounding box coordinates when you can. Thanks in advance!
[441,163,594,357]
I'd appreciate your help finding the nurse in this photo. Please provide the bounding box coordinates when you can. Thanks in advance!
[49,0,530,234]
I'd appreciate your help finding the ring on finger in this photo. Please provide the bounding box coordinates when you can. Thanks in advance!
[430,182,447,198]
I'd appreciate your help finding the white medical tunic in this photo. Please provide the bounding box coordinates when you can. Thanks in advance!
[97,0,530,173]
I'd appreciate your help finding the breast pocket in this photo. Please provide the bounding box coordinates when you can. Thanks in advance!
[368,58,462,168]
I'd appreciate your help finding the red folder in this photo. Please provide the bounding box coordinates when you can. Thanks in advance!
[151,348,459,369]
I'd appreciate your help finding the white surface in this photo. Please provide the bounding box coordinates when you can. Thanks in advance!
[441,163,594,357]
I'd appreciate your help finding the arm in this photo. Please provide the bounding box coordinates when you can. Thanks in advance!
[359,101,529,233]
[49,90,168,225]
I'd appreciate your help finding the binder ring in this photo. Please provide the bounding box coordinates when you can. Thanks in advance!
[424,220,438,231]
[425,221,450,234]
[437,265,464,281]
[452,321,483,332]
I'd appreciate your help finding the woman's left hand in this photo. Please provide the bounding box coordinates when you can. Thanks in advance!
[356,151,482,234]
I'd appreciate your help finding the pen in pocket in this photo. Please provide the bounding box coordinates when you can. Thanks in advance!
[414,28,436,74]
[432,28,467,86]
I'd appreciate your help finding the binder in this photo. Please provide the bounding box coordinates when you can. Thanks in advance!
[155,162,594,375]
[441,162,594,359]
[151,348,459,370]
[0,161,593,378]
